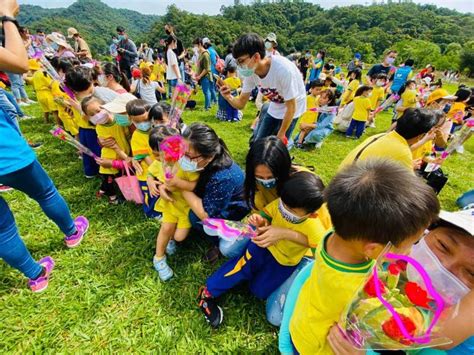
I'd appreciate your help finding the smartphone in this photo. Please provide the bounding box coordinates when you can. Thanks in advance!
[213,74,224,87]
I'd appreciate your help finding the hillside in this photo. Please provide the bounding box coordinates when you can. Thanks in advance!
[18,0,158,55]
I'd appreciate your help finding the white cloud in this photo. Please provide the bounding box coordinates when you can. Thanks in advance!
[19,0,473,15]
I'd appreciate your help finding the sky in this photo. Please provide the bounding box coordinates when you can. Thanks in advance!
[18,0,474,15]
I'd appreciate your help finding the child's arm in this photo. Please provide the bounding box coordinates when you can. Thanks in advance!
[253,226,310,249]
[165,175,197,192]
[143,155,154,166]
[146,174,161,198]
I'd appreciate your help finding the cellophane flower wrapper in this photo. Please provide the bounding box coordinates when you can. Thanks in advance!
[168,84,191,128]
[159,135,187,180]
[202,218,257,242]
[342,249,453,351]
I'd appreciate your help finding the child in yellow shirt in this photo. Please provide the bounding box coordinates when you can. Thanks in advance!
[197,171,327,328]
[295,80,323,147]
[280,159,440,355]
[147,126,200,281]
[340,68,362,106]
[395,80,417,121]
[217,67,242,122]
[447,88,471,128]
[368,73,388,128]
[32,69,58,123]
[82,96,131,203]
[346,86,373,139]
[126,99,159,218]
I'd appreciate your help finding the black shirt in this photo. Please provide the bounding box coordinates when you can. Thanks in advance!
[367,63,391,79]
[173,37,185,64]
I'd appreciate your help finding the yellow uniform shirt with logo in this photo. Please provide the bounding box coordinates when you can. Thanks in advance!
[96,122,130,175]
[340,79,359,106]
[148,161,199,229]
[352,96,372,122]
[32,70,57,113]
[261,199,326,266]
[397,89,417,118]
[299,95,319,126]
[51,81,79,136]
[447,102,466,125]
[224,76,241,91]
[131,130,154,181]
[339,131,413,171]
[369,85,385,110]
[289,233,374,354]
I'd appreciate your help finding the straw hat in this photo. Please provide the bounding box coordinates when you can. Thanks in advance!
[46,32,73,51]
[67,27,79,38]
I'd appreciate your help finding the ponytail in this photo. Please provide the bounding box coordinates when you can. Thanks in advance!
[120,72,130,92]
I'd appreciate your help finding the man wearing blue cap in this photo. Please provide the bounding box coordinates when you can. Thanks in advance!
[347,53,363,72]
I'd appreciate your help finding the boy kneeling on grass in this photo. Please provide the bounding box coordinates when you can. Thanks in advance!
[197,171,326,328]
[278,159,440,354]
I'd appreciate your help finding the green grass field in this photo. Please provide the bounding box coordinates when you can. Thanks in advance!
[0,83,472,353]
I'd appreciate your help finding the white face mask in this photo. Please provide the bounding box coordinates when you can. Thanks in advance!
[264,41,273,50]
[278,199,308,224]
[386,57,395,65]
[407,237,470,306]
[376,80,385,87]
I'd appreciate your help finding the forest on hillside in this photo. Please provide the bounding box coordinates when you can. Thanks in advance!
[18,0,474,75]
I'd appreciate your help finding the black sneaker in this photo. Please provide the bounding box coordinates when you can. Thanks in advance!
[198,287,223,328]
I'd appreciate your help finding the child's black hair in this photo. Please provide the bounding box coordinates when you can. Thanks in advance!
[348,68,362,82]
[398,79,416,96]
[280,171,324,214]
[404,59,415,67]
[309,79,324,89]
[148,125,180,151]
[227,66,237,74]
[158,101,171,116]
[454,88,471,102]
[148,103,164,122]
[232,33,265,60]
[320,89,336,106]
[102,62,130,92]
[65,66,94,92]
[375,73,388,81]
[125,99,151,117]
[325,159,439,246]
[395,108,441,140]
[354,85,372,97]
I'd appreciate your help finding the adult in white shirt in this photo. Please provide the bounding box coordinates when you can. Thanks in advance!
[165,35,181,97]
[220,33,306,142]
[264,32,280,58]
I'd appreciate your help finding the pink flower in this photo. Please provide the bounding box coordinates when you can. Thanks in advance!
[160,135,187,162]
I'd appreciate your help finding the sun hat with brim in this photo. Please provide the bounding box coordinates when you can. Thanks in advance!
[438,209,474,236]
[101,93,137,114]
[426,89,455,105]
[46,32,73,51]
[67,27,78,38]
[265,32,277,44]
[202,37,211,45]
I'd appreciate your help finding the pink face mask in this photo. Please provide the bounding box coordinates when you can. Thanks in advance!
[90,110,109,125]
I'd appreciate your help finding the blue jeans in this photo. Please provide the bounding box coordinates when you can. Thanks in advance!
[168,79,178,98]
[0,88,24,117]
[346,119,366,138]
[0,160,76,278]
[179,62,186,84]
[254,106,299,141]
[210,76,217,104]
[6,72,28,101]
[200,77,212,110]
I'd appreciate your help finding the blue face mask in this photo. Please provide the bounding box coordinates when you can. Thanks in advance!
[134,121,151,132]
[118,35,126,41]
[115,113,131,127]
[50,42,59,51]
[237,65,255,78]
[179,156,203,172]
[256,177,277,189]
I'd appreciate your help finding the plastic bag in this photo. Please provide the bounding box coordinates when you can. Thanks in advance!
[115,164,143,204]
[342,247,453,350]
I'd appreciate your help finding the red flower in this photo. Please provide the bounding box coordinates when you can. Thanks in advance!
[382,314,417,345]
[405,281,432,309]
[363,275,387,298]
[395,260,408,272]
[160,135,187,162]
[388,263,402,276]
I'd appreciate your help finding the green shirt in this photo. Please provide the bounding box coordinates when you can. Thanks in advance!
[198,51,212,81]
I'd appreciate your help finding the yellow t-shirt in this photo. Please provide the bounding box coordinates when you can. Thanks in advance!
[32,70,52,93]
[340,79,359,105]
[51,81,79,136]
[447,102,466,124]
[96,122,130,175]
[412,140,433,161]
[149,161,199,216]
[254,185,278,213]
[131,129,153,181]
[152,63,166,82]
[397,89,417,118]
[261,199,326,266]
[369,86,385,110]
[352,96,372,122]
[224,76,241,91]
[299,94,319,125]
[289,232,374,354]
[76,112,94,129]
[339,131,413,171]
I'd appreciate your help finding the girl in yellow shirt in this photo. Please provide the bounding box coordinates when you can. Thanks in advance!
[346,86,373,139]
[340,68,362,106]
[32,69,58,123]
[395,80,417,121]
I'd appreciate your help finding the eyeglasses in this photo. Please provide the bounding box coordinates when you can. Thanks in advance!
[184,152,202,161]
[236,55,251,66]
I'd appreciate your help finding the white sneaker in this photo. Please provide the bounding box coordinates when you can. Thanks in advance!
[26,99,36,104]
[19,115,33,120]
[315,142,323,149]
[19,102,30,107]
[367,122,376,128]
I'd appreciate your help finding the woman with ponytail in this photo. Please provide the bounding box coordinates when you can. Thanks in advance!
[172,123,249,261]
[131,66,166,105]
[99,62,130,94]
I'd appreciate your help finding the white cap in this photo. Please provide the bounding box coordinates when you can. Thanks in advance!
[202,37,211,45]
[101,93,137,114]
[265,32,277,44]
[439,209,474,236]
[67,27,78,38]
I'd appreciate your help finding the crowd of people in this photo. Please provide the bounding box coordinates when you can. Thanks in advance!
[1,1,473,354]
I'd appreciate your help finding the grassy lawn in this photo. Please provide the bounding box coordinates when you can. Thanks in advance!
[0,83,472,353]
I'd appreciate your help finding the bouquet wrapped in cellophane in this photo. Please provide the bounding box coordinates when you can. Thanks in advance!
[168,84,191,129]
[342,249,453,351]
[159,135,187,180]
[202,218,257,242]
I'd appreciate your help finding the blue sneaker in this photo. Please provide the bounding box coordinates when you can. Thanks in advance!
[166,240,177,256]
[153,255,173,281]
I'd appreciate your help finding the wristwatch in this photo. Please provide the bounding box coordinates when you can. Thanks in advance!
[1,16,20,29]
